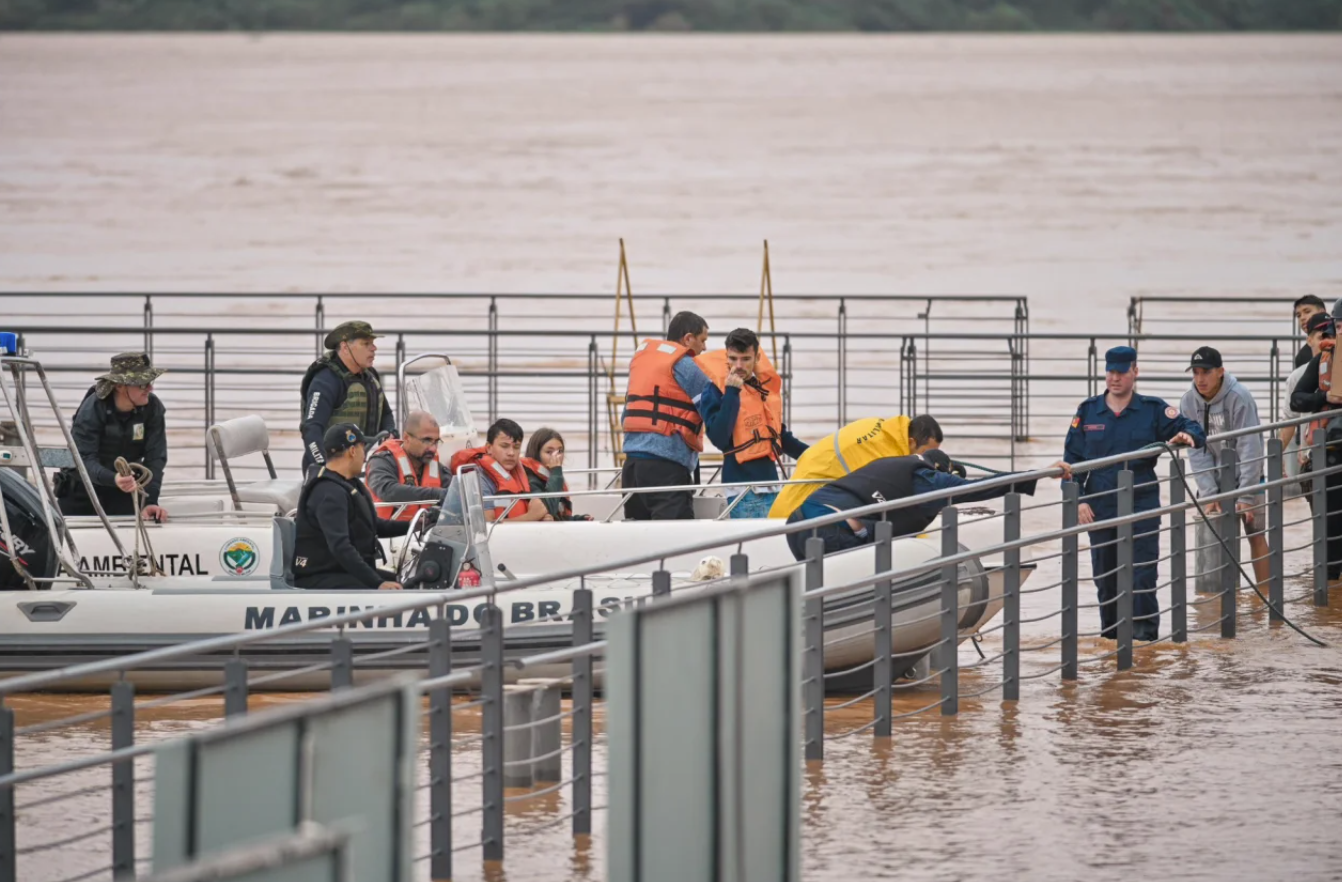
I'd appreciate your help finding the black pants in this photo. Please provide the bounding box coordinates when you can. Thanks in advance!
[784,510,869,561]
[1326,449,1342,579]
[295,568,397,591]
[621,458,694,521]
[58,486,135,518]
[1088,517,1161,642]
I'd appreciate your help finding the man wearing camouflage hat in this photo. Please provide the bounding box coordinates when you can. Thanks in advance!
[56,352,170,522]
[299,321,397,473]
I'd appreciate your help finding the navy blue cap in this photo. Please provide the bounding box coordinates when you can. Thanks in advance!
[1105,346,1137,374]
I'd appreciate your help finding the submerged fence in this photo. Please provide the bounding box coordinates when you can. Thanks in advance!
[0,411,1337,882]
[1,292,1317,486]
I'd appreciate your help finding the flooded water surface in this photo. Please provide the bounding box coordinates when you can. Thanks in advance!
[2,31,1342,882]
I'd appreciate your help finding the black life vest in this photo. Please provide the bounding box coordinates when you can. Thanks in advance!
[825,455,936,538]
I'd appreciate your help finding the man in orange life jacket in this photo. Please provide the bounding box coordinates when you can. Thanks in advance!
[620,310,724,520]
[1290,312,1342,583]
[440,418,551,523]
[699,328,808,518]
[365,410,446,522]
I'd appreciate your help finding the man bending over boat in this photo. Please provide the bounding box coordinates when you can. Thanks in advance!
[784,450,1048,562]
[291,423,410,590]
[769,414,946,520]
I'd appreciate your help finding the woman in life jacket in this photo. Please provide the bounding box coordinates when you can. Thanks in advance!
[443,419,551,523]
[523,428,593,521]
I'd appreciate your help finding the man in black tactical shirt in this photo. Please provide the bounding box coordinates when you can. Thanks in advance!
[56,352,170,522]
[291,423,410,590]
[300,321,397,474]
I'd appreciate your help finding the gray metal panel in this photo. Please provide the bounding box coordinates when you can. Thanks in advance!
[151,740,193,872]
[195,725,300,858]
[638,601,717,882]
[718,572,799,882]
[305,694,403,882]
[604,611,636,882]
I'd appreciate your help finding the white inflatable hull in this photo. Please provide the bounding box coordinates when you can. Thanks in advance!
[0,518,1025,692]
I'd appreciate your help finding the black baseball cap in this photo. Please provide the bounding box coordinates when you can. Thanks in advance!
[1306,313,1335,335]
[1186,346,1223,371]
[322,423,371,456]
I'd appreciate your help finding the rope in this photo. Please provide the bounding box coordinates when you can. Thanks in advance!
[114,456,163,578]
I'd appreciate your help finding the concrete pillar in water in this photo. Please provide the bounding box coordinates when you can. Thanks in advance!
[519,678,563,783]
[1194,514,1226,595]
[502,686,534,788]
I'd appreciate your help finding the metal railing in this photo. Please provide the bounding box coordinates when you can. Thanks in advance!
[1,410,1338,881]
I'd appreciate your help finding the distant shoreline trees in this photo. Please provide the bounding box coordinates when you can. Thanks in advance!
[2,0,1339,32]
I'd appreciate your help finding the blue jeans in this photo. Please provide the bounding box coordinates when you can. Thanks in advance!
[727,489,778,519]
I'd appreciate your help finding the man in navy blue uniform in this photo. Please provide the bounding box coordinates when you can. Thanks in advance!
[1063,346,1206,642]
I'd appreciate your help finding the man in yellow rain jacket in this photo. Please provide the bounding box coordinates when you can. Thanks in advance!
[768,414,944,519]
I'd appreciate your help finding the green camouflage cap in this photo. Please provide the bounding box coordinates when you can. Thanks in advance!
[98,352,166,388]
[324,321,383,350]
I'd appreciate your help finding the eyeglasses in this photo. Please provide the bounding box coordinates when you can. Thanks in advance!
[410,434,440,446]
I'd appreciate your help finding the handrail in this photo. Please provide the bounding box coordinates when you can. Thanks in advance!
[0,409,1317,698]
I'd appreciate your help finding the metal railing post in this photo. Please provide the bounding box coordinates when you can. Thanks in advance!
[0,703,14,882]
[1311,430,1329,607]
[1267,437,1285,621]
[1219,446,1239,638]
[330,634,353,690]
[837,299,847,425]
[143,295,153,359]
[651,568,671,598]
[1170,457,1187,643]
[223,658,248,717]
[1062,481,1080,680]
[802,537,824,762]
[487,297,499,423]
[204,333,216,480]
[872,520,893,738]
[1116,469,1134,669]
[110,679,135,879]
[661,297,671,336]
[571,586,593,836]
[314,296,325,359]
[940,507,959,716]
[428,615,453,880]
[481,604,504,862]
[782,337,794,428]
[588,336,599,488]
[1002,492,1021,701]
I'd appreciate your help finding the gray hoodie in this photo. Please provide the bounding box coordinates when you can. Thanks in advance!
[1179,373,1264,505]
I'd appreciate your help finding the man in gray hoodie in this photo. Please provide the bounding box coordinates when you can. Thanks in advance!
[1179,346,1270,590]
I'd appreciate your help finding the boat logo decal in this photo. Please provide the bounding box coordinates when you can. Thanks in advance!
[220,538,260,577]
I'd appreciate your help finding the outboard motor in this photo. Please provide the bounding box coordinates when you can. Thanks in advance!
[0,469,59,590]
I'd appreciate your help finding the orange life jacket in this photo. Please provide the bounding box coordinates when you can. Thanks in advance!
[622,339,704,453]
[695,348,784,463]
[522,458,573,518]
[365,437,443,522]
[448,446,531,520]
[1307,339,1336,447]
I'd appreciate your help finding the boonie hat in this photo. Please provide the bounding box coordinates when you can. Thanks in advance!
[323,321,382,350]
[1186,346,1223,371]
[323,423,372,456]
[95,352,166,399]
[1105,346,1137,374]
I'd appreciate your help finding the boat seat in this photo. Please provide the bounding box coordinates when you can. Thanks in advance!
[208,416,302,513]
[270,517,298,589]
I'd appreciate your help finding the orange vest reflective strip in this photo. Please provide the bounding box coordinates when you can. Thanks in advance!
[365,437,442,522]
[448,446,531,519]
[622,339,704,453]
[695,348,784,463]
